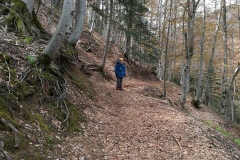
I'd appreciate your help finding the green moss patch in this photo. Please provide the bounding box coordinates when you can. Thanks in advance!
[14,82,35,101]
[65,100,84,133]
[235,139,240,146]
[205,120,240,146]
[0,97,18,130]
[33,113,51,134]
[64,63,95,99]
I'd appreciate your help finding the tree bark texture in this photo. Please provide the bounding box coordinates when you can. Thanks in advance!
[43,0,74,61]
[21,0,35,13]
[179,0,200,106]
[101,0,113,70]
[202,4,222,105]
[68,0,87,45]
[163,0,173,97]
[194,0,205,103]
[221,0,228,114]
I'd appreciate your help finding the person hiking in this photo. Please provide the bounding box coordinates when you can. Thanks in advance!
[114,58,126,90]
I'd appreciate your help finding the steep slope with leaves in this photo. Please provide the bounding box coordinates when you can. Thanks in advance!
[56,31,240,160]
[1,28,240,159]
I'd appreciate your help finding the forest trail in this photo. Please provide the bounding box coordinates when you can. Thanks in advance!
[1,9,240,159]
[60,74,240,159]
[3,1,240,159]
[51,34,240,159]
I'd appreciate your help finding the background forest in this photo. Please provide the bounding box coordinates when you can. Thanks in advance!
[12,0,240,123]
[1,0,240,159]
[78,0,240,123]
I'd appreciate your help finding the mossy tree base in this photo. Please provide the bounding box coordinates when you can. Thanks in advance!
[2,0,48,38]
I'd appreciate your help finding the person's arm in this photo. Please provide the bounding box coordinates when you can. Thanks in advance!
[114,63,118,77]
[123,64,126,77]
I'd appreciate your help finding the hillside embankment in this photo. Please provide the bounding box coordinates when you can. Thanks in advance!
[53,36,240,159]
[1,30,240,160]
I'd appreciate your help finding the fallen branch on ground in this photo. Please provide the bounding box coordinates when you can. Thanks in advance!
[62,100,69,123]
[172,135,183,158]
[0,118,19,148]
[86,38,101,51]
[77,57,100,70]
[0,141,12,160]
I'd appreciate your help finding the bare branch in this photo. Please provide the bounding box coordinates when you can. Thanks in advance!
[177,0,187,11]
[0,118,19,148]
[172,135,183,158]
[0,141,12,160]
[62,100,69,123]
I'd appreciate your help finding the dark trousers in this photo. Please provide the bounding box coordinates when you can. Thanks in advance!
[116,77,123,89]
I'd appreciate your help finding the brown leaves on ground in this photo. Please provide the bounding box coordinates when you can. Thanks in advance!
[61,75,240,159]
[57,36,240,159]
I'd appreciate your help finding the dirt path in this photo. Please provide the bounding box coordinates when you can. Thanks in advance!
[53,42,240,159]
[59,75,240,160]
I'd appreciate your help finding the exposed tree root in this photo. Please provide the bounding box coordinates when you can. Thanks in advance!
[0,141,12,160]
[0,118,19,148]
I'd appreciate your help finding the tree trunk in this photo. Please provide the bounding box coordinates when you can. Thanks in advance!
[202,4,222,104]
[68,0,87,46]
[227,65,240,93]
[163,0,173,97]
[171,2,178,82]
[157,57,164,80]
[125,22,132,60]
[41,0,74,65]
[179,0,200,106]
[194,0,205,104]
[124,2,134,61]
[89,0,96,33]
[159,0,168,80]
[221,0,228,114]
[229,34,235,120]
[22,0,35,13]
[157,0,163,70]
[101,0,113,70]
[231,81,236,121]
[113,2,121,45]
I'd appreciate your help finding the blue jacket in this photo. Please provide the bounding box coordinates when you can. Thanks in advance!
[114,60,126,78]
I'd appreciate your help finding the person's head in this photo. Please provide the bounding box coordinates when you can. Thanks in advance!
[119,58,123,63]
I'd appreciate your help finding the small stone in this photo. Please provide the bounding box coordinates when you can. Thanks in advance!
[235,155,239,159]
[84,155,92,160]
[79,156,84,160]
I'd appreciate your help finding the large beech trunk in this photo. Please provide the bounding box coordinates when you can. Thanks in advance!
[221,0,228,114]
[42,0,74,62]
[68,0,87,45]
[194,0,206,104]
[179,0,200,106]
